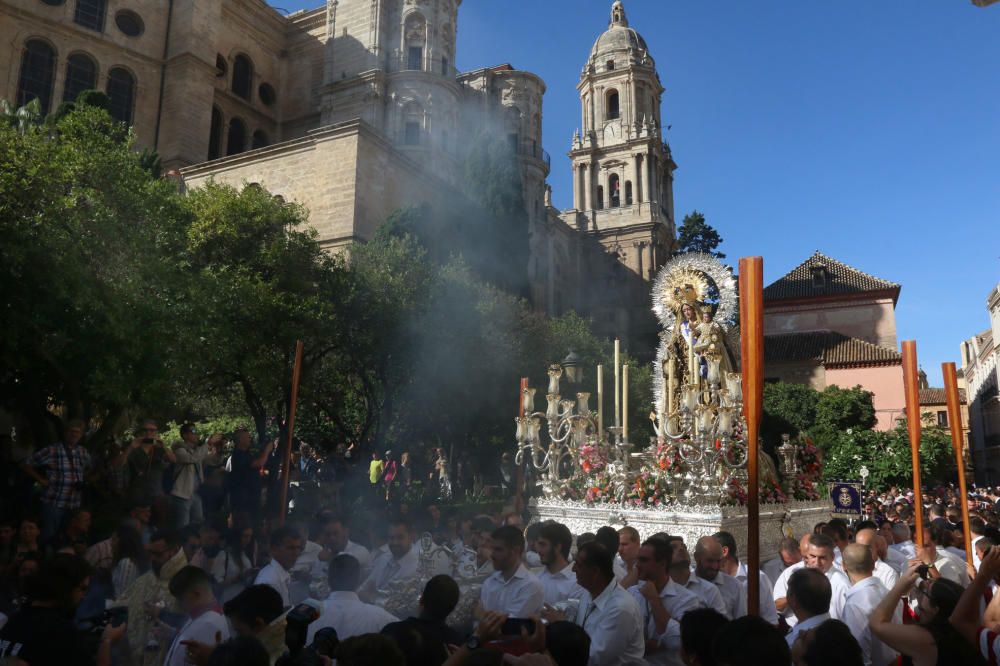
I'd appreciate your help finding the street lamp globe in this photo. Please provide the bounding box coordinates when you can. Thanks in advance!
[562,350,583,384]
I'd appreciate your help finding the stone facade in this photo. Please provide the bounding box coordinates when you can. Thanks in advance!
[961,284,1000,483]
[2,0,675,347]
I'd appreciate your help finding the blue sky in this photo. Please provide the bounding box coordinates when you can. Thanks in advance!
[273,1,1000,384]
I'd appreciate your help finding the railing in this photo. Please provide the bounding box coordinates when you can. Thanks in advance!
[518,142,550,167]
[385,53,459,80]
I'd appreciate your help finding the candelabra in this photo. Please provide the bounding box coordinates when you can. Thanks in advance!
[514,364,605,497]
[655,366,748,503]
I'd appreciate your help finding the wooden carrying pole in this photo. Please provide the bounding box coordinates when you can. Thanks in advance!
[901,341,924,547]
[515,377,529,514]
[943,361,973,565]
[739,257,764,617]
[278,340,304,526]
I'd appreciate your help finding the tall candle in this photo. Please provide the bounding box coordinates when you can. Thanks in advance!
[622,363,629,442]
[667,358,675,418]
[614,339,621,428]
[597,364,604,437]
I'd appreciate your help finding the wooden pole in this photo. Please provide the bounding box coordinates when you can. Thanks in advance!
[739,256,764,617]
[901,341,924,547]
[943,362,973,566]
[278,340,304,526]
[515,376,528,514]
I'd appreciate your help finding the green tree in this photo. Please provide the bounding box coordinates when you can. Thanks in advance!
[762,382,819,447]
[822,423,955,487]
[811,385,877,447]
[676,210,725,258]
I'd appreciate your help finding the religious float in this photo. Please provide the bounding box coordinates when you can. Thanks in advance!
[520,253,828,561]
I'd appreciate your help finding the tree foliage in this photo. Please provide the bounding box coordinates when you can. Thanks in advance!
[676,210,725,258]
[822,423,956,486]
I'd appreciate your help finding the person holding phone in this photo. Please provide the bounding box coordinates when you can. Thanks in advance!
[116,420,176,507]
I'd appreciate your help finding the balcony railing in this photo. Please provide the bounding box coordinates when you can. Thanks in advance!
[385,54,459,80]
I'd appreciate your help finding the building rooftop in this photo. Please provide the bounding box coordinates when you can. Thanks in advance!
[763,251,901,303]
[764,331,902,368]
[919,387,968,405]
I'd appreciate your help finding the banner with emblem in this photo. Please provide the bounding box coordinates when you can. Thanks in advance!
[828,481,862,519]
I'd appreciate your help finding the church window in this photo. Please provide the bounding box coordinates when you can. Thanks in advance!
[208,106,223,160]
[74,0,106,31]
[40,0,65,5]
[402,102,422,145]
[227,117,247,155]
[215,55,227,78]
[232,54,253,101]
[16,40,56,114]
[407,46,423,71]
[606,59,615,71]
[114,10,144,37]
[106,67,135,124]
[606,89,620,120]
[625,180,633,206]
[609,174,621,208]
[63,53,97,103]
[596,186,604,210]
[258,83,276,106]
[441,56,449,76]
[937,411,948,427]
[810,266,827,289]
[251,130,269,149]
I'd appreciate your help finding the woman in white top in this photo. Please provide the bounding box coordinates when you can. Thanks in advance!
[111,524,147,598]
[212,526,255,602]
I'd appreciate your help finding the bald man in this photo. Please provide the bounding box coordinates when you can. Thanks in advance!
[841,543,899,666]
[773,534,810,624]
[854,528,899,590]
[694,536,741,620]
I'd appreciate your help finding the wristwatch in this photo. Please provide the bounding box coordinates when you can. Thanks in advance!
[466,635,482,651]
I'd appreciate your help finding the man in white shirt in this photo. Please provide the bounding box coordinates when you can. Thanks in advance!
[715,530,778,624]
[841,544,898,666]
[478,525,544,617]
[774,534,811,626]
[254,526,304,608]
[308,554,398,642]
[694,535,741,620]
[360,518,420,599]
[762,537,802,588]
[618,526,641,589]
[629,537,701,666]
[667,542,727,617]
[854,528,899,591]
[562,541,646,666]
[784,567,831,649]
[803,533,850,620]
[919,526,970,587]
[889,523,916,560]
[822,520,850,572]
[536,521,584,606]
[162,566,230,666]
[313,515,371,578]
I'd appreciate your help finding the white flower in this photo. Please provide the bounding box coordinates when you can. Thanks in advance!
[846,428,853,435]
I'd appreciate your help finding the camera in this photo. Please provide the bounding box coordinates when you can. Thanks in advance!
[916,564,930,580]
[275,602,338,666]
[79,606,129,633]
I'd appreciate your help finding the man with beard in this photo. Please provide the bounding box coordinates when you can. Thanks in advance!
[115,529,188,666]
[694,535,741,619]
[477,525,544,617]
[361,519,419,599]
[667,542,728,617]
[628,537,700,666]
[535,521,583,606]
[313,515,371,578]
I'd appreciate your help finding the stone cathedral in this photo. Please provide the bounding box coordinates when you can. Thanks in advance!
[1,0,676,348]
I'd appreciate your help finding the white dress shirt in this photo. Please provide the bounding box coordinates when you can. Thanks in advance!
[873,559,899,591]
[785,612,829,648]
[842,576,899,666]
[707,571,742,620]
[973,536,985,571]
[613,555,628,582]
[932,550,970,587]
[575,579,646,666]
[825,567,851,620]
[734,562,779,624]
[773,561,805,625]
[681,575,728,617]
[628,580,701,666]
[480,563,545,616]
[538,562,584,606]
[306,590,398,642]
[255,559,292,607]
[343,540,372,569]
[364,544,420,590]
[164,610,231,666]
[883,547,909,574]
[763,557,792,588]
[890,540,916,560]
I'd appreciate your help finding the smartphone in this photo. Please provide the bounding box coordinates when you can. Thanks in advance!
[501,618,536,636]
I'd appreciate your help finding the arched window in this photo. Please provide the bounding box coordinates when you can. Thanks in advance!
[625,180,633,206]
[404,13,426,71]
[596,186,604,210]
[74,0,107,31]
[606,59,615,71]
[609,174,621,208]
[606,89,620,120]
[402,102,422,146]
[16,40,56,114]
[63,53,97,102]
[208,106,223,160]
[251,130,269,149]
[232,54,253,101]
[215,54,227,78]
[227,117,246,155]
[106,67,135,124]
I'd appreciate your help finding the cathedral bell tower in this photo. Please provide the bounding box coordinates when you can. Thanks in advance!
[568,0,676,284]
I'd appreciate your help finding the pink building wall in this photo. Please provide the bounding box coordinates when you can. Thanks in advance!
[764,298,898,349]
[825,365,905,431]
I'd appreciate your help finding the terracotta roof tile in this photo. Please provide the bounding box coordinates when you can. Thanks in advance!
[763,251,901,302]
[764,331,902,368]
[919,387,967,405]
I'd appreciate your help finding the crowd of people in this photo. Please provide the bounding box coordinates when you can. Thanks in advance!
[5,421,1000,665]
